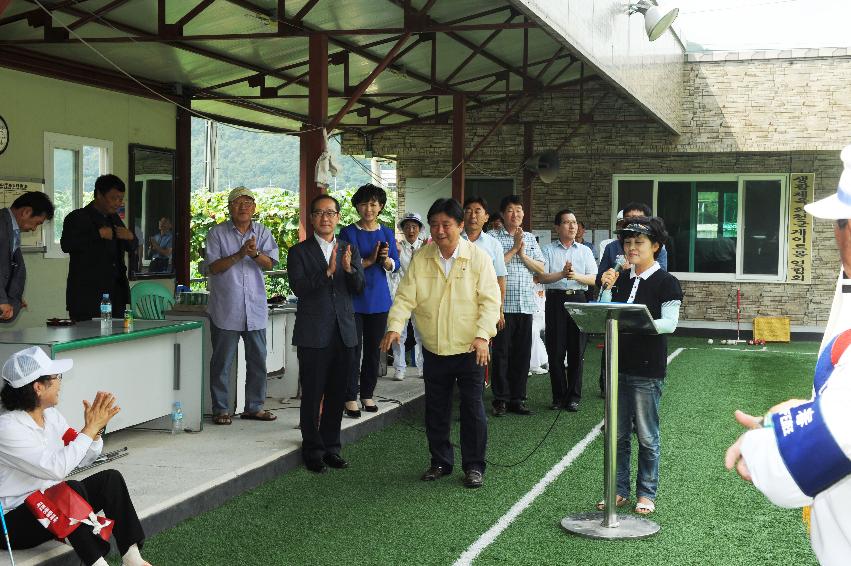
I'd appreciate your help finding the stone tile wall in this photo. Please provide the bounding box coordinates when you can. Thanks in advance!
[340,55,851,326]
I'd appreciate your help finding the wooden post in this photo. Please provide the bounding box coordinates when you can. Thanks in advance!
[299,33,328,241]
[452,93,466,204]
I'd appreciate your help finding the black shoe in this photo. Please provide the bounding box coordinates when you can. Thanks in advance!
[566,401,580,412]
[344,407,361,419]
[508,402,532,415]
[421,465,451,481]
[361,401,379,413]
[323,454,349,469]
[492,401,507,417]
[305,459,328,474]
[463,469,484,489]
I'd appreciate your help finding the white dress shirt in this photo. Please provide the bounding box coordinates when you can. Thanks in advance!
[0,408,103,511]
[438,244,460,277]
[314,233,336,264]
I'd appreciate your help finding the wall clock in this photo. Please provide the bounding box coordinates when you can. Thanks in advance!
[0,115,8,155]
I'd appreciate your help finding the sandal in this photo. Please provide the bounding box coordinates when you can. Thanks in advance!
[240,410,277,421]
[635,499,655,515]
[212,414,232,425]
[596,495,629,511]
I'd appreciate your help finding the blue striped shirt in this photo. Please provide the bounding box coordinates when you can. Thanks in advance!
[488,228,544,314]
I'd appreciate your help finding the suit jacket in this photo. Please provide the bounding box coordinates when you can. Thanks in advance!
[60,202,137,319]
[288,237,364,349]
[0,209,26,323]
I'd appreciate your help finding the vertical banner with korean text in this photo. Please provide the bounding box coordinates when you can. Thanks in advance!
[787,173,814,283]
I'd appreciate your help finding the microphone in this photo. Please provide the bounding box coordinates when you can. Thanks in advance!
[597,262,625,302]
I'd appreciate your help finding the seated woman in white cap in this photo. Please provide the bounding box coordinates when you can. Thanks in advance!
[0,347,151,566]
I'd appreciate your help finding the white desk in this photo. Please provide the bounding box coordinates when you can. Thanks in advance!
[0,320,204,432]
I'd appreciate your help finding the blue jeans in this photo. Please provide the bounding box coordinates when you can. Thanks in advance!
[616,374,663,501]
[210,324,268,415]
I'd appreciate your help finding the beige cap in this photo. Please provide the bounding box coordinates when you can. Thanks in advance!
[228,186,255,203]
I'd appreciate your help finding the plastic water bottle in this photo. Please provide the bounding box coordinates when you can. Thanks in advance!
[598,288,613,303]
[99,293,112,331]
[171,401,184,434]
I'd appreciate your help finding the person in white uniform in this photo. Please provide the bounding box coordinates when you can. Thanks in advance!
[725,145,851,566]
[389,212,425,380]
[0,347,150,566]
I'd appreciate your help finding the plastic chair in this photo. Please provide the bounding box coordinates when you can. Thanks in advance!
[130,281,175,320]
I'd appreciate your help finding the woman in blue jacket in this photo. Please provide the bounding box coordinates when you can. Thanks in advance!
[338,184,399,417]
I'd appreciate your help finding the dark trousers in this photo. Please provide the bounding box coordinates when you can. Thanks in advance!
[491,312,533,405]
[545,290,588,405]
[347,312,388,402]
[298,322,352,464]
[0,470,145,566]
[422,349,487,473]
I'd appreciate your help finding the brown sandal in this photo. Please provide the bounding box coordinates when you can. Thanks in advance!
[240,410,277,421]
[213,414,232,425]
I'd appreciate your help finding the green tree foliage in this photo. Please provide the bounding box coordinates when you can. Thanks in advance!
[190,187,397,296]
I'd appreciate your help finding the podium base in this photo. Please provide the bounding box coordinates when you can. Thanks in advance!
[560,512,660,540]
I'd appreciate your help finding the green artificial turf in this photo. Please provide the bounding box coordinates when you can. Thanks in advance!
[115,337,821,566]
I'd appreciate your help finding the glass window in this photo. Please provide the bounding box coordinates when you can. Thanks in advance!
[615,175,787,281]
[741,179,783,276]
[44,133,112,258]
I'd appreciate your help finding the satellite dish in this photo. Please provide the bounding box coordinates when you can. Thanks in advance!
[629,1,679,42]
[524,150,560,184]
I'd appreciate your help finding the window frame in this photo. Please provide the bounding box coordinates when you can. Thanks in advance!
[43,132,113,259]
[611,173,789,283]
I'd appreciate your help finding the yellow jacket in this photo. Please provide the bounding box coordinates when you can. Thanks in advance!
[387,239,500,356]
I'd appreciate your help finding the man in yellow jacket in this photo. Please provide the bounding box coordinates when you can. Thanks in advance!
[381,198,500,489]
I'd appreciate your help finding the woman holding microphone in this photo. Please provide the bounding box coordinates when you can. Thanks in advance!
[596,217,682,516]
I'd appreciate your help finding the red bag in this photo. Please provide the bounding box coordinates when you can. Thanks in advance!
[25,482,114,542]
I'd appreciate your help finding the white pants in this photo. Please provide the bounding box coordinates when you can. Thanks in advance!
[392,315,423,372]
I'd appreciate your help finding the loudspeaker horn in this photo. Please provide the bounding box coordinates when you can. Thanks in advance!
[523,150,560,184]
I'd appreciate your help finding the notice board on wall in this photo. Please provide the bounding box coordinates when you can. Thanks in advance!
[0,179,45,250]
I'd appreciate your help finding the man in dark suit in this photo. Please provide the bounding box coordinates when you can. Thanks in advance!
[61,174,137,321]
[288,194,364,474]
[0,192,55,323]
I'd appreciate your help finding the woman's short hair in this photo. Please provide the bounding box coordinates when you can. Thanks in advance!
[426,198,464,224]
[617,216,669,259]
[0,376,51,412]
[351,183,387,209]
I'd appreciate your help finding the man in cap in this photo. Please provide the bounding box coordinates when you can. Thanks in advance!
[390,212,425,380]
[206,187,279,425]
[725,146,851,566]
[61,174,137,321]
[0,192,55,322]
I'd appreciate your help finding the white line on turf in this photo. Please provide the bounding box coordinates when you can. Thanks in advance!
[454,347,684,565]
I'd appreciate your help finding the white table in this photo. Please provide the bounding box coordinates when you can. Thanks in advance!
[0,319,204,432]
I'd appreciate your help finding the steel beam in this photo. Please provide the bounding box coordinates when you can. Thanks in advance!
[444,13,515,84]
[39,2,417,122]
[522,123,533,231]
[291,0,320,23]
[67,0,130,31]
[452,94,466,204]
[175,0,216,31]
[299,33,328,241]
[465,95,536,163]
[175,100,192,284]
[0,0,11,17]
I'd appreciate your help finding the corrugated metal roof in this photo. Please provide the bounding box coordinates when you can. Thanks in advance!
[0,0,593,132]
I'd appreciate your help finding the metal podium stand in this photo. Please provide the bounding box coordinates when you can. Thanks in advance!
[559,302,661,540]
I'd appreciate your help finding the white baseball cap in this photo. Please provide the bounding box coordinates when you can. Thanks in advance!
[804,145,851,220]
[2,347,73,389]
[398,212,423,229]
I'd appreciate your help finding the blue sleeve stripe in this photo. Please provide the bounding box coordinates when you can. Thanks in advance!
[773,399,851,497]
